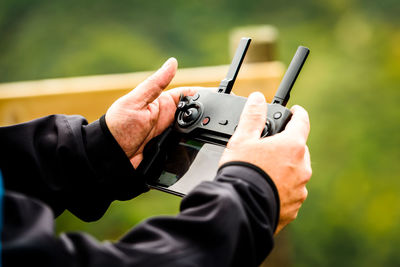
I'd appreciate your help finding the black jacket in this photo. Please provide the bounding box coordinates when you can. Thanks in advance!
[0,115,280,267]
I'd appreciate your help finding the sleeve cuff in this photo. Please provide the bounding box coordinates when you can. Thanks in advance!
[217,161,280,231]
[83,115,148,201]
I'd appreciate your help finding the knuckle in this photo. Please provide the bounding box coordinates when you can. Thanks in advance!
[303,109,311,125]
[300,164,312,184]
[299,109,310,125]
[291,211,299,221]
[288,139,306,158]
[296,144,306,157]
[300,187,308,202]
[304,167,312,181]
[293,105,310,125]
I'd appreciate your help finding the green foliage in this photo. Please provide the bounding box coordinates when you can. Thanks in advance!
[1,0,399,266]
[56,190,181,241]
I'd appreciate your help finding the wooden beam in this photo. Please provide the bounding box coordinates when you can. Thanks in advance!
[0,61,284,126]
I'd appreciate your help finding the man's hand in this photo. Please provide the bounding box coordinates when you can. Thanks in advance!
[105,58,196,168]
[219,92,312,234]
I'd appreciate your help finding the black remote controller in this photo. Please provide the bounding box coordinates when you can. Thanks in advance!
[138,38,309,196]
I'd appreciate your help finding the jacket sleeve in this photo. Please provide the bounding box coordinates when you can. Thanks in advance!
[2,163,280,267]
[0,115,148,221]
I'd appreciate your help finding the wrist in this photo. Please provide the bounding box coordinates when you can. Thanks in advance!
[218,161,280,231]
[84,116,148,200]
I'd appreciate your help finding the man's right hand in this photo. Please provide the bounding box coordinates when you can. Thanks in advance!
[219,91,312,234]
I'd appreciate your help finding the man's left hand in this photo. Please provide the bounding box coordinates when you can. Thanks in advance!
[105,58,196,168]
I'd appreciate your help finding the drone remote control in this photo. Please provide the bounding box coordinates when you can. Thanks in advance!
[138,38,310,196]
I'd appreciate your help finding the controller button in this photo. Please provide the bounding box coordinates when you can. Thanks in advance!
[273,112,282,119]
[182,108,200,123]
[177,101,186,110]
[192,93,200,101]
[218,120,228,125]
[202,117,210,126]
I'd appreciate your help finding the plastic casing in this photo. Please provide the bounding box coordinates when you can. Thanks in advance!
[138,89,292,196]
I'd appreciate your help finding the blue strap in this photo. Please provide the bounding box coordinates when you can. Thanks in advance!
[0,170,3,267]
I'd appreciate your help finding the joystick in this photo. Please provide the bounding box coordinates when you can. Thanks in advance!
[176,95,203,127]
[138,38,310,196]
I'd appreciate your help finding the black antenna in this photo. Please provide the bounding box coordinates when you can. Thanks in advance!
[272,46,310,106]
[218,37,251,94]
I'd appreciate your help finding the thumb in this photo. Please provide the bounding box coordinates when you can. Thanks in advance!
[131,57,178,108]
[233,92,267,140]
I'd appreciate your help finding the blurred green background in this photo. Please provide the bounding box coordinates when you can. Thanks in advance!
[1,0,399,266]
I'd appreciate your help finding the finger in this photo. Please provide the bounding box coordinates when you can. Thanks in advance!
[233,92,267,140]
[303,145,312,182]
[304,145,311,167]
[301,187,308,203]
[284,105,310,143]
[132,57,178,108]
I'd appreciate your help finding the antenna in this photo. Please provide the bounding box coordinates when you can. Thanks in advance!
[218,37,251,94]
[272,46,310,106]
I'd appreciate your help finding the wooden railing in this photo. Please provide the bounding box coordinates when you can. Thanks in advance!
[0,61,284,126]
